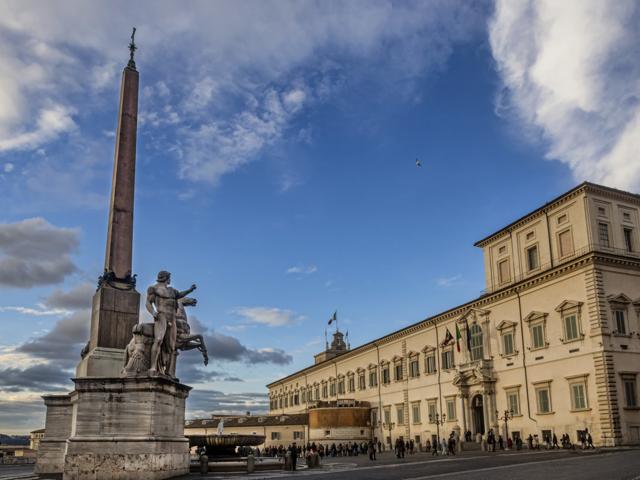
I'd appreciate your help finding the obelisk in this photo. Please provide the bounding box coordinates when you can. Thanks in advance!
[76,29,141,377]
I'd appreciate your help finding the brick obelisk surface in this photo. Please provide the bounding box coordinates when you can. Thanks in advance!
[76,56,141,377]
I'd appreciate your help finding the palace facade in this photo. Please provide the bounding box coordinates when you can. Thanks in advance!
[267,182,640,447]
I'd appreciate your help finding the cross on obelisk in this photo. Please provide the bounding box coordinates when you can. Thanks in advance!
[76,29,141,377]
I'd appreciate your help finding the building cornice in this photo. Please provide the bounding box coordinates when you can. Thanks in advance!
[474,182,640,248]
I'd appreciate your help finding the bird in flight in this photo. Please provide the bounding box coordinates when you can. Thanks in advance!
[415,158,422,167]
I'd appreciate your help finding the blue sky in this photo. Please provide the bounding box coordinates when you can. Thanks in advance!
[0,0,638,434]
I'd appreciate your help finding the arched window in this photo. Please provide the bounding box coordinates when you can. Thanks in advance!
[470,324,484,361]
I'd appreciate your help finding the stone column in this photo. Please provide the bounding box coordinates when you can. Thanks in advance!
[76,62,141,378]
[459,393,468,436]
[104,64,139,280]
[35,394,73,475]
[482,392,489,437]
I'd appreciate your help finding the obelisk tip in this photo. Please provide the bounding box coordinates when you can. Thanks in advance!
[127,27,137,69]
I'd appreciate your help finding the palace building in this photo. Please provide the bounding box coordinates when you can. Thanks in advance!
[266,182,640,448]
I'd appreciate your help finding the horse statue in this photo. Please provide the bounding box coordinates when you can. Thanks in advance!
[176,297,209,366]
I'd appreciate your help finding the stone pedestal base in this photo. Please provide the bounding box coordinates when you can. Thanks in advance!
[75,347,125,378]
[63,376,191,480]
[35,394,73,475]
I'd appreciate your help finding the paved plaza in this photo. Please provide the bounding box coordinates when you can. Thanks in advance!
[2,447,639,479]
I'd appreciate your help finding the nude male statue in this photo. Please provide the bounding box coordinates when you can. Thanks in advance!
[146,270,196,376]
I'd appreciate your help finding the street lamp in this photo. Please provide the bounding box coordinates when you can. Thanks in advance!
[495,409,514,449]
[428,412,446,454]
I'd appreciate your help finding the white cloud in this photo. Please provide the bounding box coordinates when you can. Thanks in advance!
[0,104,76,152]
[286,264,318,275]
[436,274,462,287]
[0,305,70,316]
[232,306,304,327]
[0,0,483,201]
[489,0,640,190]
[3,162,13,173]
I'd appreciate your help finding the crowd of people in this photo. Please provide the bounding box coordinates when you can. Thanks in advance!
[231,427,597,470]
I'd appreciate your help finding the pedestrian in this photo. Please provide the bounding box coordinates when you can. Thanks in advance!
[440,437,448,456]
[552,433,559,449]
[507,437,513,449]
[498,435,504,450]
[527,434,533,450]
[432,439,438,456]
[448,433,456,455]
[368,440,376,460]
[586,430,594,449]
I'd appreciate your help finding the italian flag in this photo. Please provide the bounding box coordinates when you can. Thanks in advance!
[455,324,462,352]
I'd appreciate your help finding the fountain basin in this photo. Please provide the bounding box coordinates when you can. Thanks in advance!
[188,434,266,457]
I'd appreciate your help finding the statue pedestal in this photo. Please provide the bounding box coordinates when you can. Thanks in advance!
[62,376,191,480]
[35,394,73,475]
[76,284,140,378]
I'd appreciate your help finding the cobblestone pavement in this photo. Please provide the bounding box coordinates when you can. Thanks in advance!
[185,448,640,480]
[2,449,638,480]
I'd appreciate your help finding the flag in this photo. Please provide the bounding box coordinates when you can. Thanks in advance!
[442,328,454,346]
[465,318,472,351]
[328,311,337,325]
[455,324,462,352]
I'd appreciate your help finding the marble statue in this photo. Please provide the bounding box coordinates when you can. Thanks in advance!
[145,271,196,376]
[122,323,152,375]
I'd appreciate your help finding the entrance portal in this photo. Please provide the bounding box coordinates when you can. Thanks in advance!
[471,394,485,436]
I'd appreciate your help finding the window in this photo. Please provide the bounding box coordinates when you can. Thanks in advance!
[409,357,419,377]
[498,259,511,284]
[337,378,345,395]
[371,408,378,426]
[503,331,515,355]
[441,349,454,370]
[469,324,484,361]
[498,245,507,255]
[301,390,306,403]
[394,362,403,381]
[293,431,304,440]
[369,368,378,387]
[271,432,281,440]
[558,229,573,257]
[358,372,366,390]
[506,389,520,415]
[623,376,638,408]
[598,206,606,216]
[526,231,535,241]
[411,402,421,424]
[570,381,588,411]
[329,380,336,396]
[381,365,390,385]
[427,401,437,423]
[557,214,568,225]
[531,324,545,349]
[396,404,405,425]
[383,407,391,424]
[598,222,610,247]
[564,314,580,341]
[446,398,456,421]
[624,228,634,252]
[623,212,632,222]
[526,245,539,271]
[536,385,552,414]
[294,393,299,405]
[348,376,355,393]
[314,386,320,400]
[425,353,436,374]
[322,384,328,399]
[614,310,627,334]
[285,396,288,408]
